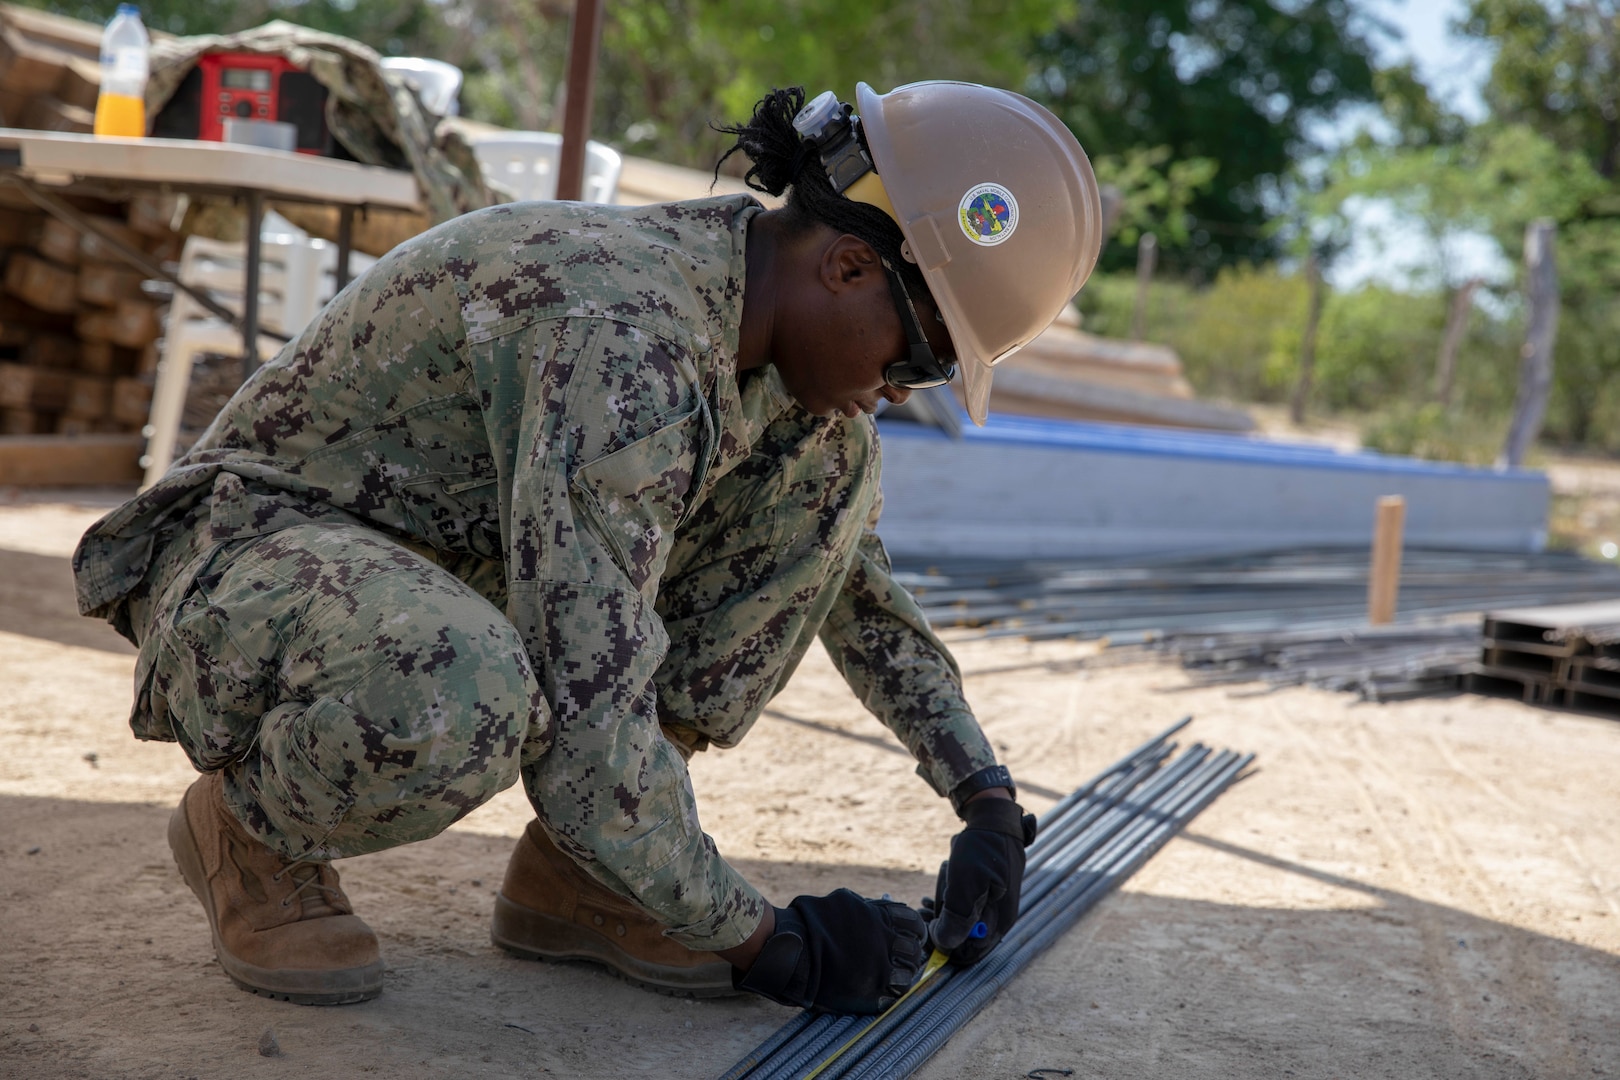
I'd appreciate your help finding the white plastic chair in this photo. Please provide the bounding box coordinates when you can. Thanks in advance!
[381,56,463,117]
[141,233,377,488]
[469,131,624,204]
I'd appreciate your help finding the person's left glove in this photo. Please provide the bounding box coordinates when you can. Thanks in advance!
[922,797,1038,966]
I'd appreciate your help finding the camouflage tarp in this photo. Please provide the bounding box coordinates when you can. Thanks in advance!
[147,21,496,253]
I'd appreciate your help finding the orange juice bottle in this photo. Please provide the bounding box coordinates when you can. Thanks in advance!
[93,4,148,138]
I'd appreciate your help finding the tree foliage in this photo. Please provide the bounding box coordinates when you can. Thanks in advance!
[1027,0,1381,273]
[594,0,1070,172]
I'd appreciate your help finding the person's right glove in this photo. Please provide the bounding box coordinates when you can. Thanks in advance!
[733,888,927,1014]
[922,797,1038,966]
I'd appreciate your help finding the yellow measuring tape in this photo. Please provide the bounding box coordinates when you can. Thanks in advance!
[801,949,951,1080]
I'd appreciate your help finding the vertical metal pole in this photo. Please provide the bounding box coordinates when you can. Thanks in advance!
[555,0,603,201]
[1368,495,1406,625]
[335,204,355,292]
[242,189,264,382]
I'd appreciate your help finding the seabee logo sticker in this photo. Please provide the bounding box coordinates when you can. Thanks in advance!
[958,183,1018,246]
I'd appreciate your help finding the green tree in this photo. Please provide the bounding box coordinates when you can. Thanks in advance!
[1457,0,1620,446]
[1028,0,1381,274]
[595,0,1072,171]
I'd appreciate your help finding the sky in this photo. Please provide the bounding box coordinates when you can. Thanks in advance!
[1358,0,1493,122]
[1332,0,1507,291]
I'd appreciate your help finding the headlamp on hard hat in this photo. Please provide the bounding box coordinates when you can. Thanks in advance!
[792,90,877,195]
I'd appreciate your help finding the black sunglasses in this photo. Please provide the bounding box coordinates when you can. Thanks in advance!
[880,258,956,390]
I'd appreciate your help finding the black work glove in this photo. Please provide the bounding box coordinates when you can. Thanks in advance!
[922,798,1038,966]
[733,889,927,1014]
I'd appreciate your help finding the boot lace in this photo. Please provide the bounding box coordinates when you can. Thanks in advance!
[272,860,343,911]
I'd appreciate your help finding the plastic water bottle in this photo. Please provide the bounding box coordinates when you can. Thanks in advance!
[93,4,149,138]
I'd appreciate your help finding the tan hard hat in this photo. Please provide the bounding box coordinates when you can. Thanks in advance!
[855,81,1103,425]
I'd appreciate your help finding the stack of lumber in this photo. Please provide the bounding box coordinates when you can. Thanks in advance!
[0,200,174,438]
[978,308,1256,433]
[1467,599,1620,717]
[0,5,184,485]
[0,4,113,133]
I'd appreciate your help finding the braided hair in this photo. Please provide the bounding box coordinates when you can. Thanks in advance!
[715,87,930,297]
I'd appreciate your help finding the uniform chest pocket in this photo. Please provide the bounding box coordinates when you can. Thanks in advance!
[570,404,712,594]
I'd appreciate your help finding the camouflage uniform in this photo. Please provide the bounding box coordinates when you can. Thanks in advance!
[74,196,997,951]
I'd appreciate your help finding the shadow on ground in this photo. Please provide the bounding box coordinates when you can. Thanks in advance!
[0,547,133,655]
[3,793,1616,1080]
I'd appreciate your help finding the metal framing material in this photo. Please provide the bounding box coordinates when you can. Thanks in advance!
[717,721,1253,1080]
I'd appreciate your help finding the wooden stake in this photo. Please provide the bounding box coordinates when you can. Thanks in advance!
[1368,495,1406,625]
[1130,232,1157,341]
[1433,277,1481,407]
[1499,220,1559,468]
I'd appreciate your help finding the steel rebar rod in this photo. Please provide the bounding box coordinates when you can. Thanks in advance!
[842,752,1252,1080]
[805,751,1225,1080]
[814,752,1243,1080]
[1033,716,1190,831]
[724,724,1191,1076]
[758,1015,865,1080]
[722,734,1248,1080]
[716,1012,818,1080]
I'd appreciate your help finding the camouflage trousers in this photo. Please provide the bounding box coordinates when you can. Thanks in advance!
[129,413,873,861]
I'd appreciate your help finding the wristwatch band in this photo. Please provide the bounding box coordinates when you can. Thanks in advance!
[948,764,1016,815]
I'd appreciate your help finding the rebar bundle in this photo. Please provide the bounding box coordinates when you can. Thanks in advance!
[1150,621,1485,701]
[893,547,1620,643]
[716,718,1254,1080]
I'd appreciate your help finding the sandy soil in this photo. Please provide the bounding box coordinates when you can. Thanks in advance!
[2,488,1618,1080]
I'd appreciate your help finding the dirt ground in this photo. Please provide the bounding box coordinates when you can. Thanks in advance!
[2,487,1618,1080]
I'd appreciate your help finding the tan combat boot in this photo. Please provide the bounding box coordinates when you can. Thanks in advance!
[168,771,385,1004]
[491,819,738,997]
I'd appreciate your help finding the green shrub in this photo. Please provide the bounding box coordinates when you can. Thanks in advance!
[1361,402,1503,465]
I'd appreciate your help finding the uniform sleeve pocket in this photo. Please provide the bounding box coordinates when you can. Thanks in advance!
[570,404,711,594]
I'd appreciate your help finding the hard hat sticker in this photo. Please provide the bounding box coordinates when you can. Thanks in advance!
[958,183,1019,246]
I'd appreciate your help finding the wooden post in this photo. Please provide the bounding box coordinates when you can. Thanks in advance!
[1368,495,1406,625]
[1289,254,1324,426]
[1433,276,1481,408]
[1499,219,1559,468]
[1130,232,1156,341]
[555,0,603,201]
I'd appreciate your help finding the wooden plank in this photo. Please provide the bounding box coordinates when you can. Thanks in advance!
[0,432,142,484]
[20,332,76,369]
[21,92,93,134]
[78,340,136,377]
[983,367,1254,432]
[35,214,82,266]
[0,406,50,434]
[0,205,38,247]
[64,372,111,418]
[76,298,161,349]
[109,375,152,426]
[0,24,70,97]
[0,294,74,332]
[3,252,77,313]
[53,52,99,111]
[126,193,181,238]
[76,261,147,307]
[0,360,68,408]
